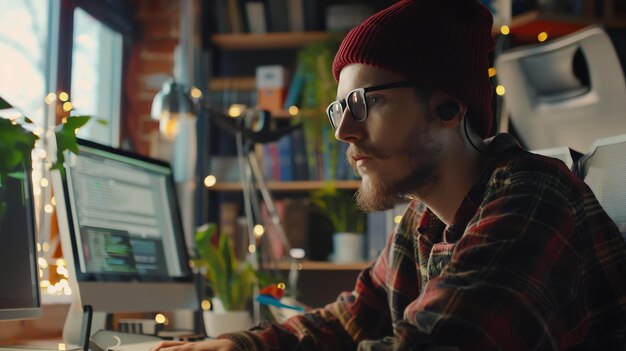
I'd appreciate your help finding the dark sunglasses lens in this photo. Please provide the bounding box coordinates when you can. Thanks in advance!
[347,90,366,121]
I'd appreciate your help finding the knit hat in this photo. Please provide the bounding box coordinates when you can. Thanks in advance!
[332,0,495,138]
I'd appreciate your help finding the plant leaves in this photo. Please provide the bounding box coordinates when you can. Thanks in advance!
[62,116,91,130]
[95,119,108,125]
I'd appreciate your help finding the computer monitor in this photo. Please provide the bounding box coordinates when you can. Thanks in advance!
[0,159,41,321]
[52,139,198,315]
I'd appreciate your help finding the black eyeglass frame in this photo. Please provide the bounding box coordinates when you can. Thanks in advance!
[326,80,418,130]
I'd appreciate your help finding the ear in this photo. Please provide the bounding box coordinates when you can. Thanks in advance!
[428,92,468,128]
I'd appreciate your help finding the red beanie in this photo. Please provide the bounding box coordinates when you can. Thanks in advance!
[332,0,496,138]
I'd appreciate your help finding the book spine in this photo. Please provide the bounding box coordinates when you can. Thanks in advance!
[277,134,294,181]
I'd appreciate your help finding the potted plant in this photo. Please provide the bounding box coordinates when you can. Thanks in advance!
[194,223,262,337]
[311,185,366,263]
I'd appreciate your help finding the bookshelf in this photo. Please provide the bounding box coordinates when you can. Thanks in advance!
[267,260,369,271]
[211,32,331,50]
[208,180,361,192]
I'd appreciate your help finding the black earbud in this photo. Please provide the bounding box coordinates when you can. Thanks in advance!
[436,101,459,121]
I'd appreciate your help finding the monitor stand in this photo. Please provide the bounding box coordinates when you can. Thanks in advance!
[62,300,99,348]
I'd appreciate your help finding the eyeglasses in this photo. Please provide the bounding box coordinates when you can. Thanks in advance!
[326,80,417,130]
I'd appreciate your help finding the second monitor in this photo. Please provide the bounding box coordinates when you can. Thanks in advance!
[52,139,199,329]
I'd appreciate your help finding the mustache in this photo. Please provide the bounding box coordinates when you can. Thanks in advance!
[347,144,391,161]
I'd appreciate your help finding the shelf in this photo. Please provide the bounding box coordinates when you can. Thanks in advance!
[208,180,361,192]
[211,32,330,50]
[267,260,369,271]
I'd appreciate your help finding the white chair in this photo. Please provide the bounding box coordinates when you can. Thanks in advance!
[495,25,626,154]
[577,134,626,237]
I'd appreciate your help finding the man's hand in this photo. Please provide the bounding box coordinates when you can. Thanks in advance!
[150,339,237,351]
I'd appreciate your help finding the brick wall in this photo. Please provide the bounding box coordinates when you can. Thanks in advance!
[125,0,181,155]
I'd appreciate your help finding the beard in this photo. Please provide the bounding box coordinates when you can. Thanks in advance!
[348,122,442,212]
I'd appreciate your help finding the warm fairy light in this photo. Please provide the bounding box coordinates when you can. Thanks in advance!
[40,178,49,187]
[62,102,73,112]
[277,282,286,290]
[297,263,303,270]
[248,244,256,253]
[155,313,167,324]
[500,25,510,35]
[488,67,496,78]
[496,85,506,96]
[538,32,548,42]
[42,242,50,252]
[44,204,54,213]
[33,127,44,137]
[289,248,305,259]
[188,260,195,268]
[58,343,66,351]
[38,257,48,269]
[63,287,72,295]
[44,93,56,104]
[40,280,51,288]
[191,87,203,99]
[74,128,80,134]
[37,243,42,252]
[228,104,246,118]
[204,175,217,187]
[288,106,299,116]
[56,258,66,267]
[394,215,402,224]
[201,299,212,311]
[58,92,69,102]
[51,196,56,206]
[253,224,264,238]
[56,266,67,275]
[62,117,68,124]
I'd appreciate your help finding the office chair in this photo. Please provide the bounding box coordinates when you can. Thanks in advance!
[576,134,626,238]
[495,25,626,154]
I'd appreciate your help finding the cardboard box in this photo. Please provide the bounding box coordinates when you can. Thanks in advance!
[256,65,287,111]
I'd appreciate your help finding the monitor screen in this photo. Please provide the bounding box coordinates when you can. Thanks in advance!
[53,139,198,313]
[0,160,41,320]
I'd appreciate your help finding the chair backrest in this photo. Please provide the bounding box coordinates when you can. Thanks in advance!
[578,134,626,237]
[495,25,626,154]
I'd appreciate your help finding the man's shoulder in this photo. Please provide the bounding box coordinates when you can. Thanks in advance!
[486,141,584,199]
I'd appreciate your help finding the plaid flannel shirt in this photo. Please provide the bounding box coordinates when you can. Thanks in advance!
[223,134,626,350]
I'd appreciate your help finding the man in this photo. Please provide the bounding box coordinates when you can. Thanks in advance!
[154,0,626,349]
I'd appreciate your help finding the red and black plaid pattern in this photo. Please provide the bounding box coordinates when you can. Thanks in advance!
[223,134,626,350]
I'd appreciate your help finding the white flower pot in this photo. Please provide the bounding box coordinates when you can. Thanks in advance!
[203,310,252,337]
[332,232,365,263]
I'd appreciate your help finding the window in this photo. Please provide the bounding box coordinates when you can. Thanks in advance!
[0,0,127,146]
[71,8,123,147]
[0,0,53,126]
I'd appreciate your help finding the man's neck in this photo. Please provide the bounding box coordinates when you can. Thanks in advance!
[417,135,488,226]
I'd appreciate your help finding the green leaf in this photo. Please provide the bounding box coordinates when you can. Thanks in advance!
[0,96,12,110]
[95,119,108,125]
[7,171,25,180]
[62,116,91,130]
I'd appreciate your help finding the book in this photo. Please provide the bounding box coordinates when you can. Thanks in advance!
[245,1,267,33]
[287,0,305,32]
[303,0,324,31]
[265,0,290,32]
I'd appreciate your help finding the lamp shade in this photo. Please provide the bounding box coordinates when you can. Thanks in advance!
[151,79,195,140]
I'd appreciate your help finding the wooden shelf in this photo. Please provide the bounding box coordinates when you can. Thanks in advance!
[267,260,369,271]
[208,180,361,192]
[211,32,330,50]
